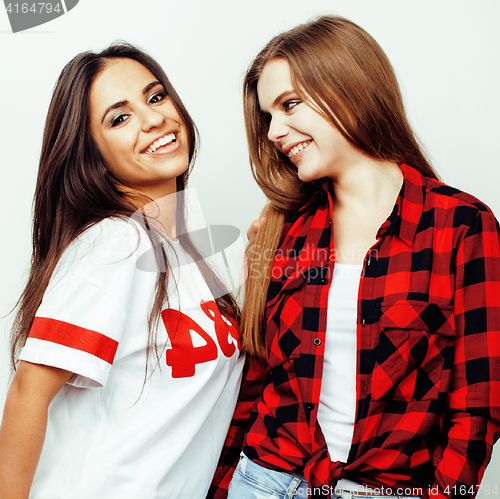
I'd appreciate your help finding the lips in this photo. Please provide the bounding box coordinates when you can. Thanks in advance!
[142,132,177,154]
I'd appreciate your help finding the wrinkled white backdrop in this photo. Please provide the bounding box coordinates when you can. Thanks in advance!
[1,0,499,493]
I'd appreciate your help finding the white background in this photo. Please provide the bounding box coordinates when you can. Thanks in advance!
[1,0,499,494]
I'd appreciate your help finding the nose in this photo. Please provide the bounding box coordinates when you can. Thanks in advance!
[140,105,164,131]
[267,113,288,144]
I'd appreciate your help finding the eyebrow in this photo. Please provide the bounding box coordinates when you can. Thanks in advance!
[260,90,296,114]
[100,80,163,124]
[274,90,295,107]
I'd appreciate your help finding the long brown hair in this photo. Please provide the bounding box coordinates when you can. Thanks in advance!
[242,16,439,359]
[11,43,238,371]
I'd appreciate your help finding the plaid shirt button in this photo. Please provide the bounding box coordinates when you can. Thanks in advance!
[314,338,322,346]
[321,278,328,285]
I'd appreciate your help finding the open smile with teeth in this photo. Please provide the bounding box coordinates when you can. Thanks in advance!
[143,132,176,154]
[287,140,312,159]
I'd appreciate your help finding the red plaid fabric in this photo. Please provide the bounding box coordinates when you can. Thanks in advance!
[208,164,500,499]
[208,356,267,498]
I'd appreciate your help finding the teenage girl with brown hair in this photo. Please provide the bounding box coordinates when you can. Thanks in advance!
[211,15,500,499]
[0,43,244,498]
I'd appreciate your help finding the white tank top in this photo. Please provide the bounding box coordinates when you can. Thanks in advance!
[317,262,366,492]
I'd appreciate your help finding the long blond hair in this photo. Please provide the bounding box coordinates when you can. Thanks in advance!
[241,15,438,359]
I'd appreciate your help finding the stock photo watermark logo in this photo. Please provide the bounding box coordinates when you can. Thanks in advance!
[3,0,78,32]
[133,189,246,299]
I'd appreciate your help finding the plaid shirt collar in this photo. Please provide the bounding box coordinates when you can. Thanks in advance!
[299,163,425,247]
[384,163,425,246]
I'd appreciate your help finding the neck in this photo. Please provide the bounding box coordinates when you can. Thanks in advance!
[130,189,179,240]
[330,158,403,214]
[119,177,180,239]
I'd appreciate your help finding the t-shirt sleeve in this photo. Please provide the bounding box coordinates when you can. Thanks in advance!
[19,218,144,388]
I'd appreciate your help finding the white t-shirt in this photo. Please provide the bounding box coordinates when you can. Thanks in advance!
[20,217,245,499]
[318,263,364,492]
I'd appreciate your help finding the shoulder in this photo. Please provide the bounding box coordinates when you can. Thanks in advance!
[426,177,492,213]
[79,216,145,243]
[56,217,152,274]
[77,217,150,251]
[281,188,329,242]
[424,177,499,230]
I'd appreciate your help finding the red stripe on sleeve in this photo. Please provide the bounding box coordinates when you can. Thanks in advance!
[29,317,119,364]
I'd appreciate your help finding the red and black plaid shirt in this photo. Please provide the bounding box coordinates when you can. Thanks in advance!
[209,164,500,499]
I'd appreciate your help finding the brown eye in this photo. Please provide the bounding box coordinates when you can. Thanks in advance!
[111,114,129,127]
[149,92,167,105]
[283,100,300,111]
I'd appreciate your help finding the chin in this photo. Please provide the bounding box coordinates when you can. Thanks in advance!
[297,170,320,183]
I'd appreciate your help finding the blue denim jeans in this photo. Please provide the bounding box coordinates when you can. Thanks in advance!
[227,453,309,498]
[227,453,420,499]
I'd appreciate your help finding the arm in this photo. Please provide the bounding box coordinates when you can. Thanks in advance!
[0,361,72,499]
[207,356,267,499]
[425,209,500,499]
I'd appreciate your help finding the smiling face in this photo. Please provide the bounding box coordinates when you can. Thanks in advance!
[89,58,190,201]
[257,58,363,182]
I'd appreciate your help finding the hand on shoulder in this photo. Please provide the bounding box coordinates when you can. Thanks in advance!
[247,205,270,240]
